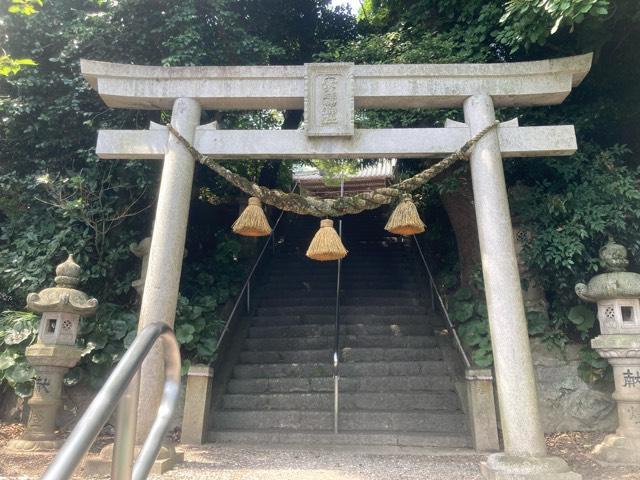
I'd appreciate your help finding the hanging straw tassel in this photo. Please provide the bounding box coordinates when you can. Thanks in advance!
[306,219,348,261]
[232,197,272,237]
[385,197,426,236]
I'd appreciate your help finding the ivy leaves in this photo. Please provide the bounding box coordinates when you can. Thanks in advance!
[449,288,493,368]
[498,0,610,52]
[0,311,39,396]
[568,305,597,339]
[0,56,36,76]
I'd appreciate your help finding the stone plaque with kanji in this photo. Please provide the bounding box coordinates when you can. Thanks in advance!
[304,63,354,137]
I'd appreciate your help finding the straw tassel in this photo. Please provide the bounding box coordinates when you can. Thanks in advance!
[385,197,426,236]
[232,197,272,237]
[306,219,348,261]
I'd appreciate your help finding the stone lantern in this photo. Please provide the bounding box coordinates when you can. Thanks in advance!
[575,238,640,464]
[7,255,98,451]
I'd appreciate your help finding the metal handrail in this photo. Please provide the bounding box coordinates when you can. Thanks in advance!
[216,184,297,351]
[41,322,181,480]
[333,229,342,434]
[412,235,471,369]
[333,180,344,434]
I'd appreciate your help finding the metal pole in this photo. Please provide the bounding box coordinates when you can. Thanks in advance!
[246,280,251,313]
[334,353,339,435]
[430,279,436,312]
[111,373,140,480]
[333,177,344,435]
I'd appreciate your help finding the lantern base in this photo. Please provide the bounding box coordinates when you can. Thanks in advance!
[6,436,63,452]
[84,441,183,475]
[593,434,640,465]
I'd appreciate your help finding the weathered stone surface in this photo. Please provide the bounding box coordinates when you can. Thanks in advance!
[135,97,200,444]
[80,54,592,110]
[576,240,640,335]
[181,364,214,445]
[531,339,617,433]
[465,368,500,452]
[84,443,184,476]
[27,255,98,317]
[574,240,640,464]
[481,453,582,480]
[304,63,354,137]
[464,94,548,461]
[96,124,578,160]
[7,256,92,452]
[592,434,640,464]
[130,236,151,297]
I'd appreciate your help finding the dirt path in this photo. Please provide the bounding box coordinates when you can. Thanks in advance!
[1,424,638,480]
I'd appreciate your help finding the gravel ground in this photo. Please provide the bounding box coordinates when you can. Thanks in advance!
[1,424,639,480]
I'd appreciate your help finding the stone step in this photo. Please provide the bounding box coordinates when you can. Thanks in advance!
[257,296,423,307]
[238,347,442,364]
[243,334,437,351]
[213,409,467,433]
[222,391,461,411]
[266,273,409,282]
[265,267,407,274]
[227,375,454,394]
[262,280,419,289]
[249,314,430,327]
[249,323,431,338]
[232,360,446,379]
[257,288,420,298]
[263,274,417,283]
[209,429,471,448]
[256,305,426,316]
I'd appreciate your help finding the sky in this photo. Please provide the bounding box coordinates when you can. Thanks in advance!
[331,0,362,15]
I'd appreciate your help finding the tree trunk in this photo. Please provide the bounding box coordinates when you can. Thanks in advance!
[439,171,481,289]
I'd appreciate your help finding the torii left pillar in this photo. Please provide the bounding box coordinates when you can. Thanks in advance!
[125,98,201,473]
[87,98,201,476]
[136,98,200,444]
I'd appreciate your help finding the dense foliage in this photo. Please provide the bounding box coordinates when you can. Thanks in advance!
[0,0,353,394]
[322,0,640,379]
[1,0,638,394]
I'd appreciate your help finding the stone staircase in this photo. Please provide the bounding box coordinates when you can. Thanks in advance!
[208,213,471,448]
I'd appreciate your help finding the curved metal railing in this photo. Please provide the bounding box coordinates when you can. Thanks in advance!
[41,322,181,480]
[412,235,471,369]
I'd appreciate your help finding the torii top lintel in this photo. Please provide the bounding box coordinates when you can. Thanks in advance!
[80,54,592,112]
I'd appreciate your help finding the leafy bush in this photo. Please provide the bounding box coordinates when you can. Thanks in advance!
[578,345,611,384]
[0,311,39,397]
[448,288,493,368]
[0,0,350,397]
[498,0,610,52]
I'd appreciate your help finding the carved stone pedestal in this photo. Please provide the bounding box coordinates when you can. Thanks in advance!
[6,344,82,452]
[84,442,184,475]
[591,335,640,465]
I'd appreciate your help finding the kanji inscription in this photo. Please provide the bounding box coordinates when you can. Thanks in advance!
[304,63,354,137]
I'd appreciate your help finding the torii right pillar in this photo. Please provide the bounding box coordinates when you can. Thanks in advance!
[465,94,579,479]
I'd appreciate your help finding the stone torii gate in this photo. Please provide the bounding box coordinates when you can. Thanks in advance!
[81,54,592,479]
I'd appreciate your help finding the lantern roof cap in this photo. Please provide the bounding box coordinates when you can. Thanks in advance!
[26,254,98,316]
[576,239,640,302]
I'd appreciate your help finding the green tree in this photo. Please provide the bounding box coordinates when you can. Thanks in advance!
[0,0,354,392]
[323,0,640,373]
